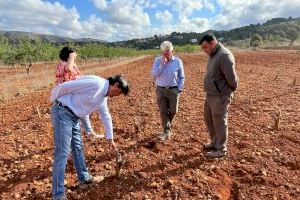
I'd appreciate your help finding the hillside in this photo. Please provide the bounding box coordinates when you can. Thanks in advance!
[0,31,108,45]
[114,17,300,49]
[0,17,299,49]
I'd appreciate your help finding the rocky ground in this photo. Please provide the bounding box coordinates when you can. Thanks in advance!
[0,50,299,199]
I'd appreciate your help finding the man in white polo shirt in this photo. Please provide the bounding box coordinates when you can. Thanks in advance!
[50,74,129,200]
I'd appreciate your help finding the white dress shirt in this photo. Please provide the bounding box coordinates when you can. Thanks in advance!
[50,75,113,139]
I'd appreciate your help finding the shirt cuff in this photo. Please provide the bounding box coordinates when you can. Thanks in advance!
[105,131,113,140]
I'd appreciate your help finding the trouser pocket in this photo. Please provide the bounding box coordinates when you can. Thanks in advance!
[219,95,232,105]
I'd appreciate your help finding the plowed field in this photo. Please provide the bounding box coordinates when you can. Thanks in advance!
[0,50,299,200]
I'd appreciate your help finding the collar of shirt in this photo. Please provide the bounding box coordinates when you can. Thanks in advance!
[211,43,221,57]
[170,55,175,61]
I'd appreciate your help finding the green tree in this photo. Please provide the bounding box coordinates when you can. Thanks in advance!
[250,34,262,47]
[17,38,35,63]
[2,48,24,67]
[0,36,10,61]
[37,42,59,63]
[269,34,281,47]
[286,28,299,45]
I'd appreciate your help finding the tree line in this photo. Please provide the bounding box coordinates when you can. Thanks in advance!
[0,37,201,67]
[0,37,160,67]
[114,17,300,49]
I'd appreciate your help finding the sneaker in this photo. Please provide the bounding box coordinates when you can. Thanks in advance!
[79,176,94,189]
[158,132,170,141]
[203,143,216,151]
[205,150,227,159]
[88,132,104,142]
[79,175,104,189]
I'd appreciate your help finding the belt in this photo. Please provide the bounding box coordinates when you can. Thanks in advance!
[158,86,177,89]
[54,100,76,116]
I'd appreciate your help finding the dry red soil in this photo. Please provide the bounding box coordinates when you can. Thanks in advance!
[0,50,299,200]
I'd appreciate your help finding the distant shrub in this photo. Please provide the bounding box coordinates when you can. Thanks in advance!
[250,34,263,47]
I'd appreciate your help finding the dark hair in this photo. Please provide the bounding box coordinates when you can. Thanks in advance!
[59,46,75,62]
[199,34,216,45]
[107,74,129,95]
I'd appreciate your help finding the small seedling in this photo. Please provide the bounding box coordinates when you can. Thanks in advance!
[274,109,282,130]
[115,150,124,177]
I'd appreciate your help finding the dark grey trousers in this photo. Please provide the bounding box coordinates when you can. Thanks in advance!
[156,87,180,134]
[204,95,232,151]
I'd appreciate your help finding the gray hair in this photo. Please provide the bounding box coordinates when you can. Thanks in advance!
[160,41,173,52]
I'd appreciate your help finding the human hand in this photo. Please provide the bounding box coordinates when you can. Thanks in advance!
[69,52,77,59]
[108,139,117,152]
[160,56,167,67]
[88,131,104,142]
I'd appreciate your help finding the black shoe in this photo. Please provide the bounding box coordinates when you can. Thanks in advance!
[205,150,227,158]
[203,143,216,151]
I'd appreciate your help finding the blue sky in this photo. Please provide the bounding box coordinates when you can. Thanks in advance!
[0,0,299,41]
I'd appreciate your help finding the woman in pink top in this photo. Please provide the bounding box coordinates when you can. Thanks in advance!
[55,46,103,142]
[55,47,81,85]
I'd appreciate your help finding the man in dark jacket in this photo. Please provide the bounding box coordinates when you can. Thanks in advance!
[199,34,239,158]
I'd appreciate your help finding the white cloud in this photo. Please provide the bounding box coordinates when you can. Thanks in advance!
[135,0,152,8]
[91,0,107,10]
[91,0,151,26]
[172,0,207,15]
[0,0,82,37]
[191,17,209,29]
[213,0,300,29]
[173,17,209,33]
[0,0,152,41]
[80,15,115,40]
[155,10,173,24]
[158,0,215,24]
[0,0,139,41]
[0,0,299,42]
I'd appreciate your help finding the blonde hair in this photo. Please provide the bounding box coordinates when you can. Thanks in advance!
[160,41,173,52]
